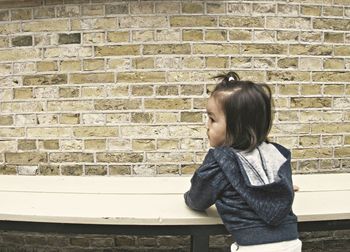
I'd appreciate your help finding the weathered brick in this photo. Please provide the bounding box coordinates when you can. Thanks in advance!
[12,35,32,47]
[335,45,350,56]
[5,152,47,164]
[220,17,264,28]
[182,2,204,14]
[118,72,165,83]
[193,44,239,54]
[70,72,114,84]
[82,5,103,16]
[23,74,67,86]
[14,87,33,99]
[22,20,69,32]
[71,17,116,30]
[312,71,350,82]
[313,18,350,31]
[109,165,131,175]
[85,165,107,176]
[324,59,345,69]
[94,99,141,110]
[207,3,225,14]
[242,44,287,55]
[268,71,310,82]
[58,33,81,44]
[56,5,80,17]
[132,139,156,151]
[18,140,36,150]
[144,98,191,110]
[37,61,58,72]
[105,4,129,15]
[74,127,118,137]
[96,152,143,163]
[291,97,332,108]
[143,44,190,55]
[107,31,129,43]
[301,6,321,16]
[183,29,203,41]
[95,45,139,56]
[171,16,217,27]
[60,113,80,124]
[119,16,167,28]
[33,6,55,19]
[0,115,14,125]
[0,48,40,61]
[266,17,311,29]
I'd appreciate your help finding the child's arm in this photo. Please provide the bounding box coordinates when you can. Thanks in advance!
[184,150,227,211]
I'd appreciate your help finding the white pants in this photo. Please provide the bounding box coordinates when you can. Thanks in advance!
[231,239,302,252]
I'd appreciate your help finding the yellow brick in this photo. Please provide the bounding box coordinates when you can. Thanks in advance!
[323,84,344,95]
[334,147,350,158]
[193,44,239,54]
[133,58,154,69]
[299,58,323,70]
[107,59,130,70]
[61,165,83,176]
[156,85,178,96]
[292,148,333,159]
[301,6,321,16]
[182,2,204,14]
[119,16,167,28]
[145,98,191,110]
[27,127,72,138]
[95,45,140,56]
[0,23,20,34]
[290,45,332,56]
[132,30,154,42]
[14,88,33,99]
[220,17,264,28]
[96,152,143,163]
[108,86,129,97]
[5,152,47,165]
[70,73,114,84]
[157,139,178,150]
[299,136,320,147]
[322,135,342,146]
[50,152,93,163]
[22,20,68,32]
[84,139,106,150]
[23,74,67,86]
[83,59,105,71]
[0,48,40,61]
[181,164,197,174]
[73,126,118,137]
[60,60,81,72]
[334,46,350,56]
[207,3,225,14]
[143,44,191,55]
[81,87,106,97]
[130,2,153,14]
[170,16,217,27]
[107,31,129,43]
[242,44,287,55]
[47,100,94,111]
[182,57,205,69]
[313,71,350,82]
[324,59,344,69]
[37,61,57,72]
[300,84,322,95]
[180,112,202,122]
[60,113,80,124]
[157,165,180,175]
[85,165,107,176]
[291,97,331,108]
[94,99,141,110]
[205,30,227,41]
[268,71,310,82]
[132,139,156,151]
[183,29,203,41]
[71,18,116,30]
[0,116,13,125]
[324,33,344,43]
[109,140,131,151]
[206,57,228,68]
[155,2,180,14]
[132,85,154,96]
[41,140,59,150]
[118,72,165,83]
[59,87,79,98]
[1,101,44,113]
[278,111,298,121]
[311,123,350,134]
[109,165,131,175]
[155,112,178,123]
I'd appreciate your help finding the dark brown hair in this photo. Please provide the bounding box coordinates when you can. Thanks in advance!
[211,71,273,152]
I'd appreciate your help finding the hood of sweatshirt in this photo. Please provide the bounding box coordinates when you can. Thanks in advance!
[212,142,295,226]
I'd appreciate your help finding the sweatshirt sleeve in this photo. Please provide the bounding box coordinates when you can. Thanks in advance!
[184,149,228,211]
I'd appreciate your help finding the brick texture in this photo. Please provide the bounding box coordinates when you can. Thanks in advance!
[0,0,349,250]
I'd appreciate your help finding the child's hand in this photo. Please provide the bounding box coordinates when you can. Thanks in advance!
[293,185,300,192]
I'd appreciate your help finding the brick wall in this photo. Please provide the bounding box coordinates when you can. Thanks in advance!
[0,0,349,175]
[0,0,349,251]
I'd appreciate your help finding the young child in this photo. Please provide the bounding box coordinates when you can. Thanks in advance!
[184,72,302,252]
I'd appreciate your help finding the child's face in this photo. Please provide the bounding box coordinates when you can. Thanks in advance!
[206,96,227,147]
